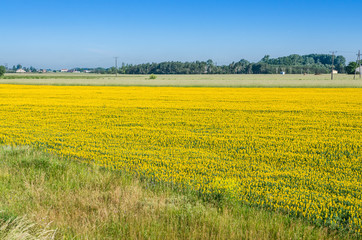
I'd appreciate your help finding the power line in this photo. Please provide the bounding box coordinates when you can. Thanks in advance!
[354,50,361,80]
[336,50,355,54]
[358,50,362,79]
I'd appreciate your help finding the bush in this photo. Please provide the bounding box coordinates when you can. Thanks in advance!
[0,66,5,77]
[149,74,157,79]
[346,62,358,74]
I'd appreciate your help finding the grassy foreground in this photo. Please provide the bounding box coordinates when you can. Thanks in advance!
[0,146,357,240]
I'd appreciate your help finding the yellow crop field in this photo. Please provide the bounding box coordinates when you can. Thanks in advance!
[0,85,361,233]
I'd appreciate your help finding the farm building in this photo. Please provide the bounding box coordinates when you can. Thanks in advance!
[60,69,68,72]
[355,66,362,73]
[16,69,26,73]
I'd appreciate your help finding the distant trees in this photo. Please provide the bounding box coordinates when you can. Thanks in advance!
[0,66,5,77]
[100,54,345,75]
[346,62,358,74]
[93,67,106,74]
[260,54,346,73]
[11,64,23,72]
[107,67,117,74]
[5,54,349,76]
[30,66,37,73]
[260,55,270,63]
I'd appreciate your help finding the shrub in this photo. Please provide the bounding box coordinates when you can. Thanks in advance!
[0,66,5,77]
[149,74,157,79]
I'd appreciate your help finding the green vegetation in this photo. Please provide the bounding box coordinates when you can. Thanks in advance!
[2,75,100,80]
[5,53,347,75]
[346,62,359,74]
[0,146,356,239]
[0,66,5,77]
[149,74,157,79]
[108,54,345,75]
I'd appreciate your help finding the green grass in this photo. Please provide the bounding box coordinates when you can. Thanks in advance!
[0,146,359,239]
[1,73,361,87]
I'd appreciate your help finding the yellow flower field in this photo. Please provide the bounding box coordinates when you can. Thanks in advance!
[0,85,361,233]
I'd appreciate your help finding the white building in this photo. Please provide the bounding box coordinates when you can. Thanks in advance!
[60,69,68,72]
[16,69,26,73]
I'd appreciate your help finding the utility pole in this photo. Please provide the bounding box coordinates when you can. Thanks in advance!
[330,51,336,80]
[360,50,361,79]
[114,57,118,77]
[355,50,361,80]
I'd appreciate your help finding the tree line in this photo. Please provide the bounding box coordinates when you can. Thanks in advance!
[92,54,347,75]
[3,53,361,76]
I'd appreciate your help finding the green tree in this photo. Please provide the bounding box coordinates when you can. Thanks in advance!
[0,66,5,77]
[260,55,270,63]
[107,67,116,74]
[346,62,358,74]
[30,66,37,73]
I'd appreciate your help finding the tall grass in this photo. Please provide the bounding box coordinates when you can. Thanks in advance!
[0,146,357,239]
[0,214,56,240]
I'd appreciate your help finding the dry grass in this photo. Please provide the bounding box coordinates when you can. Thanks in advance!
[1,73,361,87]
[0,146,358,239]
[0,214,56,240]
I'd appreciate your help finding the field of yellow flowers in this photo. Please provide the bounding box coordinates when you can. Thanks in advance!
[0,85,361,233]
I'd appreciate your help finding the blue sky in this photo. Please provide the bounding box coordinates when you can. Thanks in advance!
[1,0,361,69]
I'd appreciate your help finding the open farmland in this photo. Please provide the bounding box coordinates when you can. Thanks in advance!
[0,85,361,236]
[1,73,362,87]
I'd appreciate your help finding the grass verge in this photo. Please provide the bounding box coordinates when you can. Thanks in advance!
[0,146,358,239]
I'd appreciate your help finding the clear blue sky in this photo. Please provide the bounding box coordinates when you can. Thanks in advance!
[1,0,361,69]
